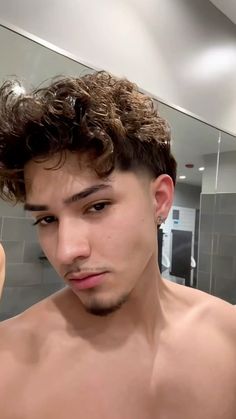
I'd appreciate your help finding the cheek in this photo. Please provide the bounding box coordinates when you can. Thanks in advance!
[100,208,156,261]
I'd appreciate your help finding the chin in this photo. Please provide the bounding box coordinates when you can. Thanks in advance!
[84,293,129,317]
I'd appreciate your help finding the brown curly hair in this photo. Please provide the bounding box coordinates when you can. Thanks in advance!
[0,71,176,203]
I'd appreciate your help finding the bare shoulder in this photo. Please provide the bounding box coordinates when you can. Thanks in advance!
[165,281,236,332]
[0,298,49,359]
[0,288,68,401]
[163,278,236,325]
[0,312,36,401]
[0,288,66,365]
[163,278,236,363]
[160,280,236,415]
[0,286,66,335]
[0,311,36,364]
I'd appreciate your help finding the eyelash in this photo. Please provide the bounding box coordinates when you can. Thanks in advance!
[32,201,111,227]
[32,216,56,227]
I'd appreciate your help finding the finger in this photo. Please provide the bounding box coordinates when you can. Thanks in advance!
[0,244,6,299]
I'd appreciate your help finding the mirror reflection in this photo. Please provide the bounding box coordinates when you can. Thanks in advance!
[0,24,236,322]
[205,131,236,303]
[0,24,93,86]
[157,103,219,289]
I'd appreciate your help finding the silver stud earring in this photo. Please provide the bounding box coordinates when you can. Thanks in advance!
[157,215,165,226]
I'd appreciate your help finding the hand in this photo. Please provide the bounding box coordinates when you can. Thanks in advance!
[0,244,5,300]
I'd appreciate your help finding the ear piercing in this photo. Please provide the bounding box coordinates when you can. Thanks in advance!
[157,215,166,226]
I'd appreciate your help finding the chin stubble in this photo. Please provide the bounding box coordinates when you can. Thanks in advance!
[85,293,129,317]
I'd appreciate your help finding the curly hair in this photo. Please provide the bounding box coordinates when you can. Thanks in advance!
[0,71,176,203]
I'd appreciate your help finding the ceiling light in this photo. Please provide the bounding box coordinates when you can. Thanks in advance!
[179,175,186,180]
[185,46,236,80]
[198,167,205,172]
[12,84,25,96]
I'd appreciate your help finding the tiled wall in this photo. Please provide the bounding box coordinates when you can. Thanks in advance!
[0,200,64,320]
[198,193,236,304]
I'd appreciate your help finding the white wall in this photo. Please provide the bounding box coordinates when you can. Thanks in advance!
[0,0,236,134]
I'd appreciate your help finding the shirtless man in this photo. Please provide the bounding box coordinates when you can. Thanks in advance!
[0,72,235,419]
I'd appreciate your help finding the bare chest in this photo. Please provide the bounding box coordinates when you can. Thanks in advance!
[2,345,156,419]
[1,344,235,419]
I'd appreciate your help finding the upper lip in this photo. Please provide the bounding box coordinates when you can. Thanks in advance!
[67,271,106,281]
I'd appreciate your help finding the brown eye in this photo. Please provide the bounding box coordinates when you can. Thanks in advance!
[87,202,111,213]
[93,203,107,211]
[33,216,57,226]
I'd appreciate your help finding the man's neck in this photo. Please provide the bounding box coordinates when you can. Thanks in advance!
[52,265,167,349]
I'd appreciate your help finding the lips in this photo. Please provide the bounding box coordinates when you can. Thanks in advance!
[67,271,108,290]
[67,271,105,281]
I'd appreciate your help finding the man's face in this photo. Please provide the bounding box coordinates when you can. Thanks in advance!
[24,152,164,316]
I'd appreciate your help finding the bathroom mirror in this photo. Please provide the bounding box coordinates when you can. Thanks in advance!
[0,23,235,319]
[0,24,93,86]
[157,104,219,289]
[202,131,236,303]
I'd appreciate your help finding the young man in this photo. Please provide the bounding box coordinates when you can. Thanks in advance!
[0,72,235,419]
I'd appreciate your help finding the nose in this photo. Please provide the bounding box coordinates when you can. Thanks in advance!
[56,218,91,265]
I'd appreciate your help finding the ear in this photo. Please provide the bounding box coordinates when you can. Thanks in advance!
[150,174,174,223]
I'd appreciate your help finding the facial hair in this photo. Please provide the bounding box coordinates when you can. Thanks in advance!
[85,293,129,317]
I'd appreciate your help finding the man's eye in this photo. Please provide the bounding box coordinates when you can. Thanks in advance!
[88,202,110,213]
[33,216,56,226]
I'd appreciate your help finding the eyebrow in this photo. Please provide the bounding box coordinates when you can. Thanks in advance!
[24,183,112,212]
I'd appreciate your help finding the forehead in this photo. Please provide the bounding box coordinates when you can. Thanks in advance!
[23,152,151,206]
[24,152,104,198]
